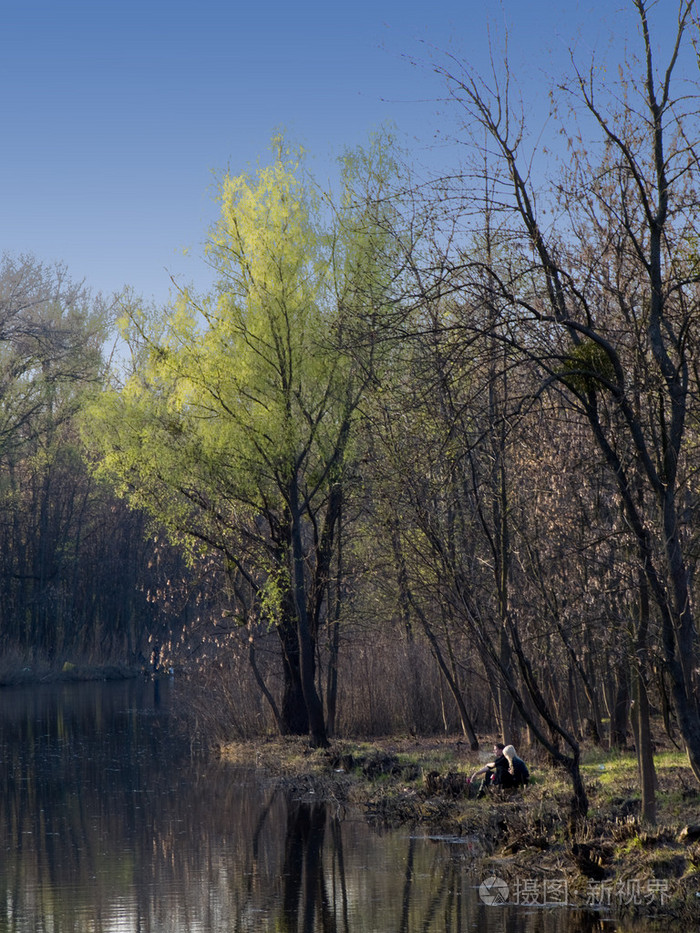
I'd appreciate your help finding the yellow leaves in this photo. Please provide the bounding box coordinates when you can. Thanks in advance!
[208,141,325,333]
[86,131,401,563]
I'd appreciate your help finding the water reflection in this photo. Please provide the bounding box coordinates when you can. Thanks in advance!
[0,682,644,931]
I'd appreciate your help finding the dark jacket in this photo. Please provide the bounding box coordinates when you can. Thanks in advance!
[489,753,510,785]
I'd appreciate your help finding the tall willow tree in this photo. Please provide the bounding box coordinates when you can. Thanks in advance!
[85,136,397,746]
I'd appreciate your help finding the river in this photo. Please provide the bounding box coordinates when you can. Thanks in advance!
[0,679,662,931]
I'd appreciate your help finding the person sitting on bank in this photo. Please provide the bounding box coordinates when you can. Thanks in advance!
[469,742,509,798]
[502,744,529,789]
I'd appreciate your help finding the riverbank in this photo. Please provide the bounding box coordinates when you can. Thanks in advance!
[220,734,700,923]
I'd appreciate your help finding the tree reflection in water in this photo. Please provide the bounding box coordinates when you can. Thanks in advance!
[0,682,640,932]
[266,795,618,933]
[280,800,330,931]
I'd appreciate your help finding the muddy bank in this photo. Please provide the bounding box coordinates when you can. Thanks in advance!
[219,735,700,923]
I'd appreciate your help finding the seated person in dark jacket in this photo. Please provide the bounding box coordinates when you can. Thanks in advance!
[469,743,509,797]
[502,744,530,788]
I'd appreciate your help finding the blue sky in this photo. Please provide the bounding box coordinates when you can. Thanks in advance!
[2,1,692,306]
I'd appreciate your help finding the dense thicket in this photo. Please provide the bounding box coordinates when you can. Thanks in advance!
[414,0,700,817]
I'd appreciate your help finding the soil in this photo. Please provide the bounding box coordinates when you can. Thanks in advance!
[218,733,700,924]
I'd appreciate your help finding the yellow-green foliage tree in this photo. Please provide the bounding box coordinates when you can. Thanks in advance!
[85,136,398,746]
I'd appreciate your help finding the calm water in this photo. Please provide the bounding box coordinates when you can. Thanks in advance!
[0,680,655,932]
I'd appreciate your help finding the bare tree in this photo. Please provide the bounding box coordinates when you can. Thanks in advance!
[428,0,700,787]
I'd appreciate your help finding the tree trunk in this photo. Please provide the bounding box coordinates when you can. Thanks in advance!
[563,751,589,831]
[325,534,343,737]
[278,606,309,735]
[289,473,328,748]
[248,630,284,735]
[631,667,657,824]
[610,664,630,749]
[631,561,657,823]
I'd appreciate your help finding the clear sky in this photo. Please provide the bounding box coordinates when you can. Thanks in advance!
[2,1,692,306]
